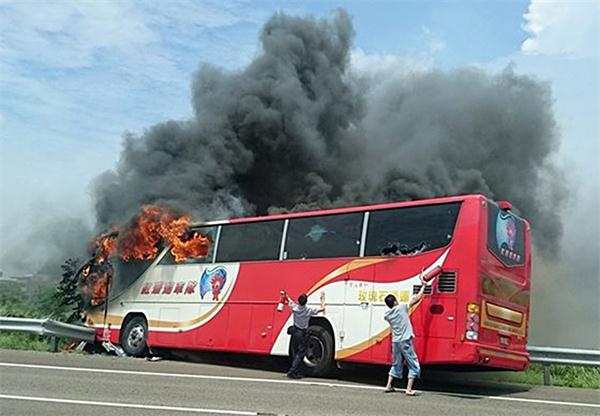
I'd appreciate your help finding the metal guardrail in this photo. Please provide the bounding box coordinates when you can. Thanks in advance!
[528,346,600,367]
[0,317,96,343]
[527,345,600,385]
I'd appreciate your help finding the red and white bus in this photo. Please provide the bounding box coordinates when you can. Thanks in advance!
[86,194,531,374]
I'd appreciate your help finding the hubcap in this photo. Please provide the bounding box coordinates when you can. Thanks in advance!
[127,324,145,348]
[304,335,325,367]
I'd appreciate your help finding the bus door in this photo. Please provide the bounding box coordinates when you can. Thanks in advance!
[244,263,276,352]
[340,263,375,362]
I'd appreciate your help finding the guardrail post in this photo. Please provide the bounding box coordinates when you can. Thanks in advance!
[543,364,551,386]
[50,336,59,353]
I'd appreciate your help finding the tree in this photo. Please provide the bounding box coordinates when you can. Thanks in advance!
[52,258,85,323]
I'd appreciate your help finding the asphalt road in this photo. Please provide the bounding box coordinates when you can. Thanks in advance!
[0,349,598,416]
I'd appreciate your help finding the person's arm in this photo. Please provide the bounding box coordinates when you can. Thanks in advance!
[409,272,427,308]
[286,294,297,311]
[316,291,326,313]
[309,292,327,315]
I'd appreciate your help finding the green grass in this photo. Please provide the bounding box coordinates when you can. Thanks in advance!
[0,332,50,351]
[480,364,600,389]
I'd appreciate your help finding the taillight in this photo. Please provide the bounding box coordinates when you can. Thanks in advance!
[465,303,480,341]
[467,303,480,313]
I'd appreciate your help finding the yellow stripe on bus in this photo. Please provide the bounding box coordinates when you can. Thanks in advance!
[307,258,392,295]
[335,299,423,359]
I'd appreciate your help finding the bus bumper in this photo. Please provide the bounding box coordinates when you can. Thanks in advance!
[475,345,529,370]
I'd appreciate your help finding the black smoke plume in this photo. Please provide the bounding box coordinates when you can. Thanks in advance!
[93,10,566,255]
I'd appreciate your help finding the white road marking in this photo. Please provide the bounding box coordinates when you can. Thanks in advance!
[0,394,265,415]
[1,362,598,409]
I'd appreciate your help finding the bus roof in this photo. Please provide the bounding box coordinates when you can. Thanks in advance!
[191,194,490,227]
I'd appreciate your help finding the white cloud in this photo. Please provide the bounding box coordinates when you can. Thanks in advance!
[521,0,599,57]
[421,26,446,54]
[350,48,432,81]
[0,1,157,69]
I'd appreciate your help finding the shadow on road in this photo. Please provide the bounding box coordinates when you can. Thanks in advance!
[157,348,531,397]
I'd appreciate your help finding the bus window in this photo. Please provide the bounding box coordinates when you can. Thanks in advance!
[365,203,461,256]
[284,213,363,259]
[217,220,284,262]
[111,257,155,297]
[159,226,217,265]
[487,202,526,266]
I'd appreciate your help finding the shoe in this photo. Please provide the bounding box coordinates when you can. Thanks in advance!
[286,373,302,379]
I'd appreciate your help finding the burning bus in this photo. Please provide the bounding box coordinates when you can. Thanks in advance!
[83,194,531,375]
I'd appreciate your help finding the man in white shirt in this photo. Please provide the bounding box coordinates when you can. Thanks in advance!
[383,275,427,395]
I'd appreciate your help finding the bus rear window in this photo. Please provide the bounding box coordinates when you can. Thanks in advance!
[365,202,461,256]
[487,202,526,266]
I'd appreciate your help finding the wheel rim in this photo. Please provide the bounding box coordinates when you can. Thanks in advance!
[304,335,325,367]
[127,323,145,349]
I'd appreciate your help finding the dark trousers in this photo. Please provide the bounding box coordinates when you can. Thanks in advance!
[288,326,308,376]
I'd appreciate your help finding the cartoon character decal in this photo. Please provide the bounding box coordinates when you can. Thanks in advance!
[487,202,525,266]
[496,212,517,251]
[200,267,227,301]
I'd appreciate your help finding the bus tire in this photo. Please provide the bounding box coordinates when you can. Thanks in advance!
[120,315,148,357]
[303,325,334,377]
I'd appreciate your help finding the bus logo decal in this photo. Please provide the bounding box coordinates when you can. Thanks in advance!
[200,267,228,301]
[496,212,516,251]
[495,212,521,262]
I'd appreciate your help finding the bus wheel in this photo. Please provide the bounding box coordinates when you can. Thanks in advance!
[303,325,334,376]
[120,316,148,357]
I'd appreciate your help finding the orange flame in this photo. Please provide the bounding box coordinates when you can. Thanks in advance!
[79,206,210,308]
[94,233,117,263]
[118,206,210,262]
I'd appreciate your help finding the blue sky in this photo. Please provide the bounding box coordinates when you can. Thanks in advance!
[0,0,598,267]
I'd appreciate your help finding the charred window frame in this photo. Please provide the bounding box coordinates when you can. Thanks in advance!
[365,202,461,257]
[283,212,363,260]
[111,257,155,297]
[216,220,284,262]
[158,226,218,265]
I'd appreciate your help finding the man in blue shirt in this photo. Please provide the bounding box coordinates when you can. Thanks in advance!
[384,275,427,395]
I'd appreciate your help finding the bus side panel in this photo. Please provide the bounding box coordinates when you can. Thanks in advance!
[157,307,180,346]
[226,303,251,351]
[248,304,276,351]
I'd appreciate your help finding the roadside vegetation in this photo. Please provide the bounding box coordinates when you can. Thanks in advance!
[0,259,82,351]
[477,364,600,389]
